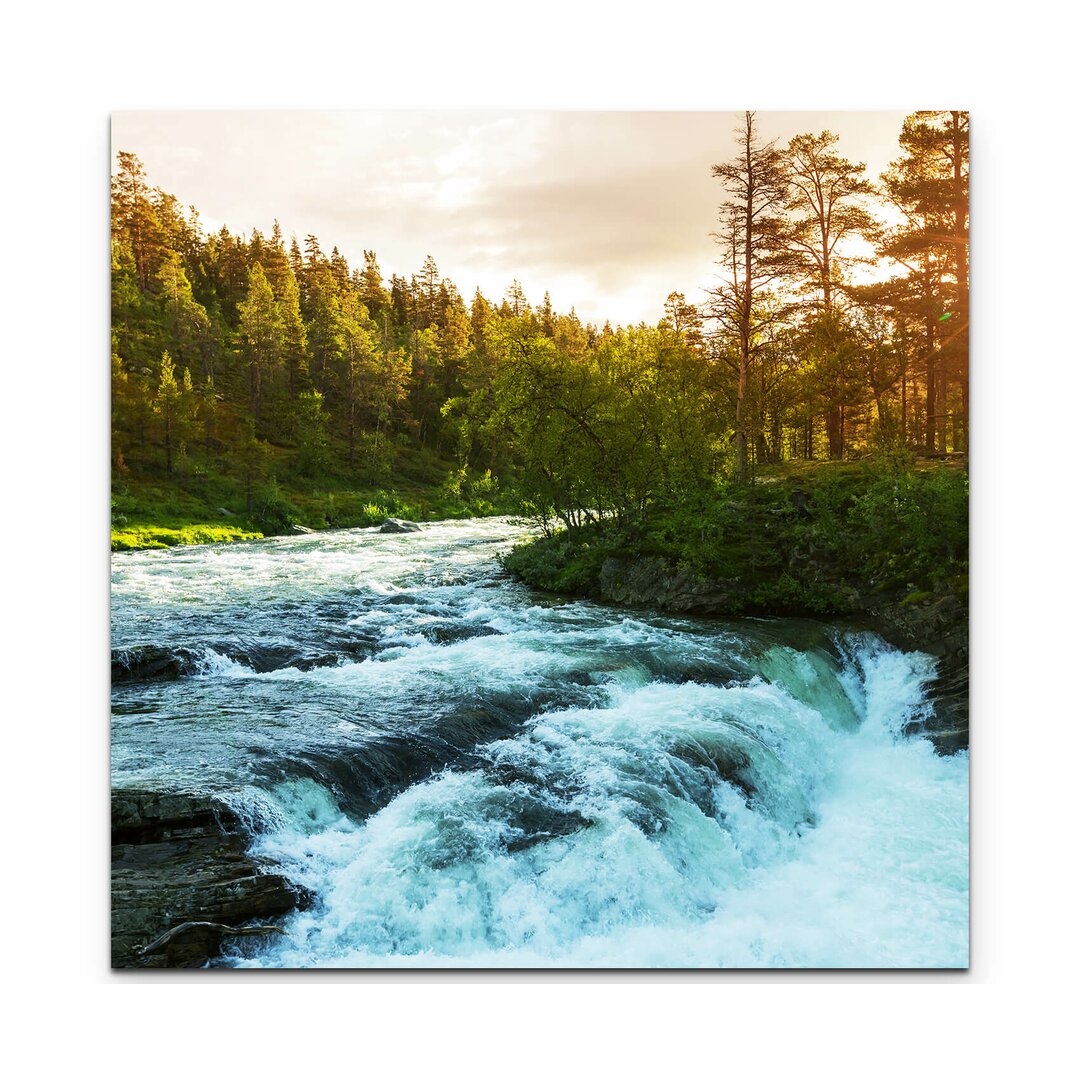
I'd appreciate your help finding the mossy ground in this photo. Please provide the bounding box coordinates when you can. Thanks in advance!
[504,459,969,619]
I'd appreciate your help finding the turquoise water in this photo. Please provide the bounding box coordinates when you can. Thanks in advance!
[112,517,968,968]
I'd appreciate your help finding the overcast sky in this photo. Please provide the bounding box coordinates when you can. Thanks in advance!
[112,111,908,327]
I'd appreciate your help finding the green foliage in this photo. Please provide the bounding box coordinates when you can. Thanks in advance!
[111,126,967,565]
[506,461,968,617]
[247,478,300,536]
[293,389,331,478]
[440,465,502,516]
[502,532,611,596]
[848,465,968,585]
[483,321,719,530]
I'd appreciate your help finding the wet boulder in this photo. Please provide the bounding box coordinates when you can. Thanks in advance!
[380,518,421,534]
[112,789,303,968]
[112,645,201,683]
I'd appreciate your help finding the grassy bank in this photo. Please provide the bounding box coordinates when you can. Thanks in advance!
[503,458,968,636]
[112,523,263,551]
[112,443,518,552]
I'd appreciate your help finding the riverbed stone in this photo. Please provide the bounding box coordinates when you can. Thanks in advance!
[112,645,201,683]
[380,518,421,533]
[112,789,301,968]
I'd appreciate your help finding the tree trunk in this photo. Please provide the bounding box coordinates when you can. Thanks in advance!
[826,406,843,459]
[952,111,969,454]
[901,360,908,446]
[924,307,937,453]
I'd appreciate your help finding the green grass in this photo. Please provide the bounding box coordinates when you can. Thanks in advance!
[111,523,262,552]
[111,443,520,551]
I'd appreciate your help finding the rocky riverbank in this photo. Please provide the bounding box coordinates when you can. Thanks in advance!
[589,551,968,752]
[112,790,303,968]
[503,468,969,752]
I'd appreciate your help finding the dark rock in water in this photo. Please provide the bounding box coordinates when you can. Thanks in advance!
[290,524,315,534]
[871,591,967,669]
[379,518,421,534]
[112,789,302,968]
[112,645,201,683]
[419,621,502,645]
[904,657,970,755]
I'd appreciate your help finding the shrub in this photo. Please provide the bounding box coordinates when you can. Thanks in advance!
[248,480,300,536]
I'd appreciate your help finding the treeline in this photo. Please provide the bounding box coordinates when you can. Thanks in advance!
[705,112,969,482]
[111,109,968,534]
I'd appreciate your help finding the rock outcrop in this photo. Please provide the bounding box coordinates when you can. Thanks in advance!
[379,518,421,534]
[112,789,301,968]
[577,554,966,754]
[599,556,739,616]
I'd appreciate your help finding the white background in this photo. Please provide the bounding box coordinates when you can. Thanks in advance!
[1,1,1078,1073]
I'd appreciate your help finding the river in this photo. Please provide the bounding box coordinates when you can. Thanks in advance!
[111,516,969,968]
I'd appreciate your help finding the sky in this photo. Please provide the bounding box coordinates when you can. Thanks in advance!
[112,111,908,327]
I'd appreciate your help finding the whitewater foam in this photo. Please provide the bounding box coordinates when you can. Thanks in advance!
[230,639,967,968]
[112,517,967,968]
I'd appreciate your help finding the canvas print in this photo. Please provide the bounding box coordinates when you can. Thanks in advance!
[111,111,969,969]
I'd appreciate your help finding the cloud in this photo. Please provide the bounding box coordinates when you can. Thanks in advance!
[111,110,907,326]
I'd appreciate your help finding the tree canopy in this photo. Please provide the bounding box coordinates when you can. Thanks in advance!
[112,111,968,536]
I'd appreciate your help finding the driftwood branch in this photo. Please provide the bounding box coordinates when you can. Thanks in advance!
[137,921,285,957]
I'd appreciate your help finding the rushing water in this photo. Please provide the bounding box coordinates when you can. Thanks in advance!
[111,516,968,968]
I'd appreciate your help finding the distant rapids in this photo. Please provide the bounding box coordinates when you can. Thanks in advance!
[111,516,968,968]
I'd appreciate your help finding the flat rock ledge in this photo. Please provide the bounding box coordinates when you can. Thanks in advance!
[112,789,301,969]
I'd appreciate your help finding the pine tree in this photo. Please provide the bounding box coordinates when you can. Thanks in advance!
[261,220,294,295]
[112,152,162,288]
[663,292,703,350]
[708,111,791,482]
[339,291,379,467]
[416,255,442,328]
[778,133,878,458]
[237,263,284,425]
[305,264,345,392]
[276,266,309,394]
[539,292,556,337]
[879,111,968,452]
[504,279,529,317]
[781,131,879,309]
[156,250,211,374]
[330,245,350,291]
[359,250,390,320]
[152,351,181,473]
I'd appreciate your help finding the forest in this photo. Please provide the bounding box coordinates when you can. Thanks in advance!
[111,110,968,551]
